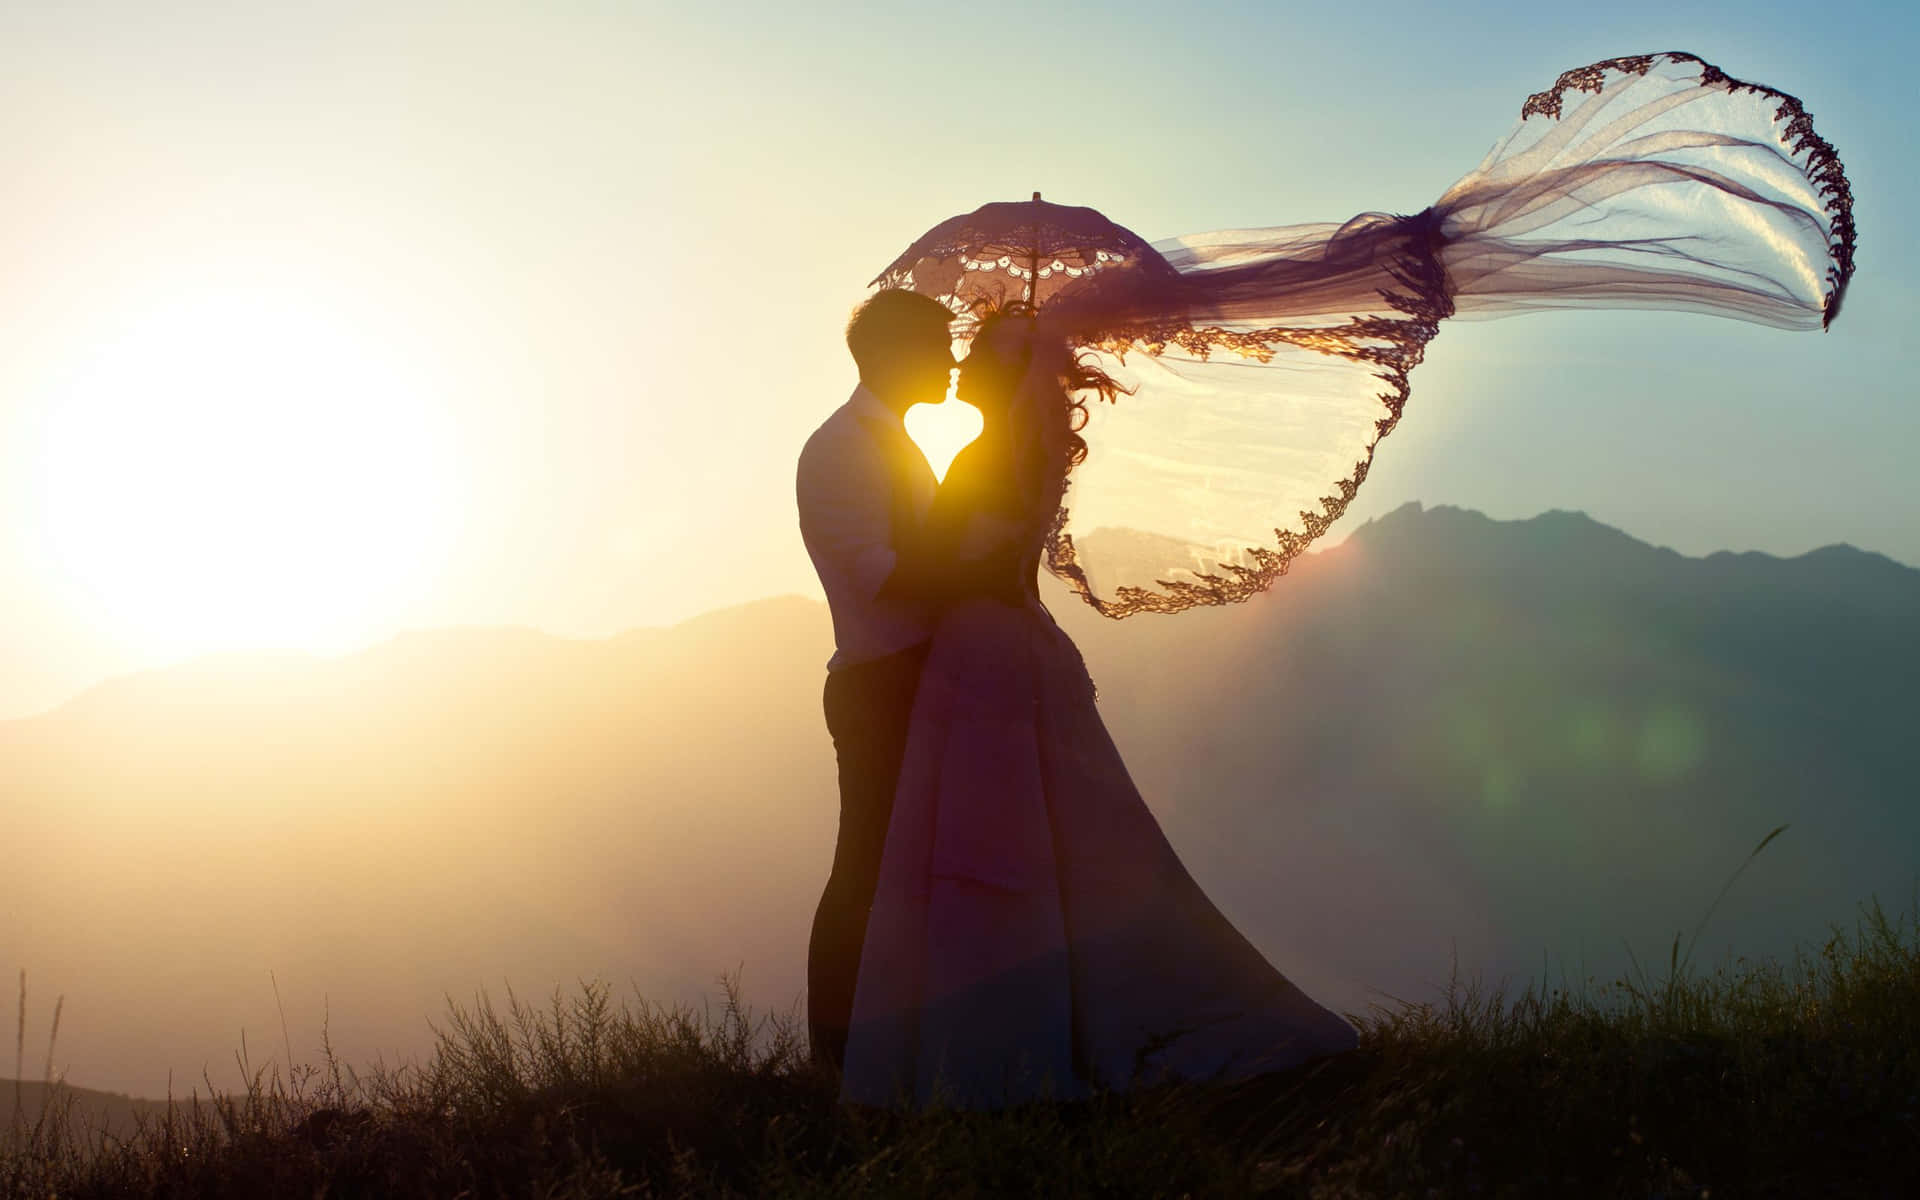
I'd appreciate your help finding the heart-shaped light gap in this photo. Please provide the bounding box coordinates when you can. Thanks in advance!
[904,397,983,483]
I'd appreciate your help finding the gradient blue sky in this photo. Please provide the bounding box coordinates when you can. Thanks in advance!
[0,0,1913,717]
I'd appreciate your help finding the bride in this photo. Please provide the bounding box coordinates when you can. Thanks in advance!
[840,305,1360,1107]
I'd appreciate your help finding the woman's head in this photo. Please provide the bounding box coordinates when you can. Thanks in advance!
[956,303,1038,416]
[958,301,1110,472]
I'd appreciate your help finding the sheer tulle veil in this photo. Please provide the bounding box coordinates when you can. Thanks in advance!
[901,53,1858,618]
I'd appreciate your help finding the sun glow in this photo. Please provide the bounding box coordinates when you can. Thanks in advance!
[904,398,984,483]
[33,289,460,661]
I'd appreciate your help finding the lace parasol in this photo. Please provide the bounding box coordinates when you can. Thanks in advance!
[870,191,1179,319]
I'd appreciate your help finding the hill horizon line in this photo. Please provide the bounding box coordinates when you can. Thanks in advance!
[9,501,1912,727]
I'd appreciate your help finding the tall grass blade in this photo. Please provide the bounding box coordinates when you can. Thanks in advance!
[42,997,62,1090]
[1679,823,1790,979]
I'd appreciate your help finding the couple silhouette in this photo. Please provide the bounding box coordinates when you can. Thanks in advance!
[796,290,1357,1108]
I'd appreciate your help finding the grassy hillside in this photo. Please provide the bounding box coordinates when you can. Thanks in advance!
[4,894,1915,1197]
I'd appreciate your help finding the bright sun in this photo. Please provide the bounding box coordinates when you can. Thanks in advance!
[34,289,459,661]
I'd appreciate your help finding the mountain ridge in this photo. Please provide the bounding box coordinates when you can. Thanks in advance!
[14,506,1910,729]
[1346,501,1901,571]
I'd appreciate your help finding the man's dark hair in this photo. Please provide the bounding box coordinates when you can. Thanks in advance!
[845,289,954,379]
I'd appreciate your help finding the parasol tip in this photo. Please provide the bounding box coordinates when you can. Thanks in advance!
[1032,191,1041,201]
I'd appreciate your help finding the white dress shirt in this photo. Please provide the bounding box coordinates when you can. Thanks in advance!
[797,385,938,671]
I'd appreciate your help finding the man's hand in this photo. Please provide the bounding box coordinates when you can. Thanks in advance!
[878,537,1028,610]
[875,536,949,609]
[968,543,1031,607]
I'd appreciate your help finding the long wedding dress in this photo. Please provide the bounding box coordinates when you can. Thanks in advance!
[840,377,1358,1109]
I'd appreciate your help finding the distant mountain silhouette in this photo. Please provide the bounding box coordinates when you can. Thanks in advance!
[1062,504,1919,1005]
[0,1078,213,1144]
[3,505,1914,1098]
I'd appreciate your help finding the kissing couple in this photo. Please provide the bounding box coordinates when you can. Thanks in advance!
[797,289,1359,1109]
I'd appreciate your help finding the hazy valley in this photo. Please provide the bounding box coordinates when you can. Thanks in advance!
[4,502,1915,1100]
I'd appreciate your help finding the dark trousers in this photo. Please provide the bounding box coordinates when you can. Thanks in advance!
[807,640,930,1073]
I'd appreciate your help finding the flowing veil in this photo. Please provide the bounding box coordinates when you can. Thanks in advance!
[899,53,1858,618]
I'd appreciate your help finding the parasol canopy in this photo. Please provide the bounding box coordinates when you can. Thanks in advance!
[870,192,1178,316]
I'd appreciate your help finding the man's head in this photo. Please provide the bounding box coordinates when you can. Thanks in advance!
[846,289,958,414]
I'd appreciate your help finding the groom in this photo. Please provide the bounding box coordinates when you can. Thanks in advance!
[796,288,957,1073]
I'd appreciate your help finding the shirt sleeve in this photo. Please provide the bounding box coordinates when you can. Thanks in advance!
[797,426,898,602]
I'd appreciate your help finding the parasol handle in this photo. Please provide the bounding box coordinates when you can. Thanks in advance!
[1027,192,1042,304]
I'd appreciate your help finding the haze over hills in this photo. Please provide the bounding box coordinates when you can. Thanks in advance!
[4,503,1915,1099]
[0,1081,194,1147]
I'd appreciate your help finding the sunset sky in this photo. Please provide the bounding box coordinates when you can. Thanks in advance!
[2,0,1913,720]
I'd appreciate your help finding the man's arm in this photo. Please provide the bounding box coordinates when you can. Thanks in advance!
[875,519,959,608]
